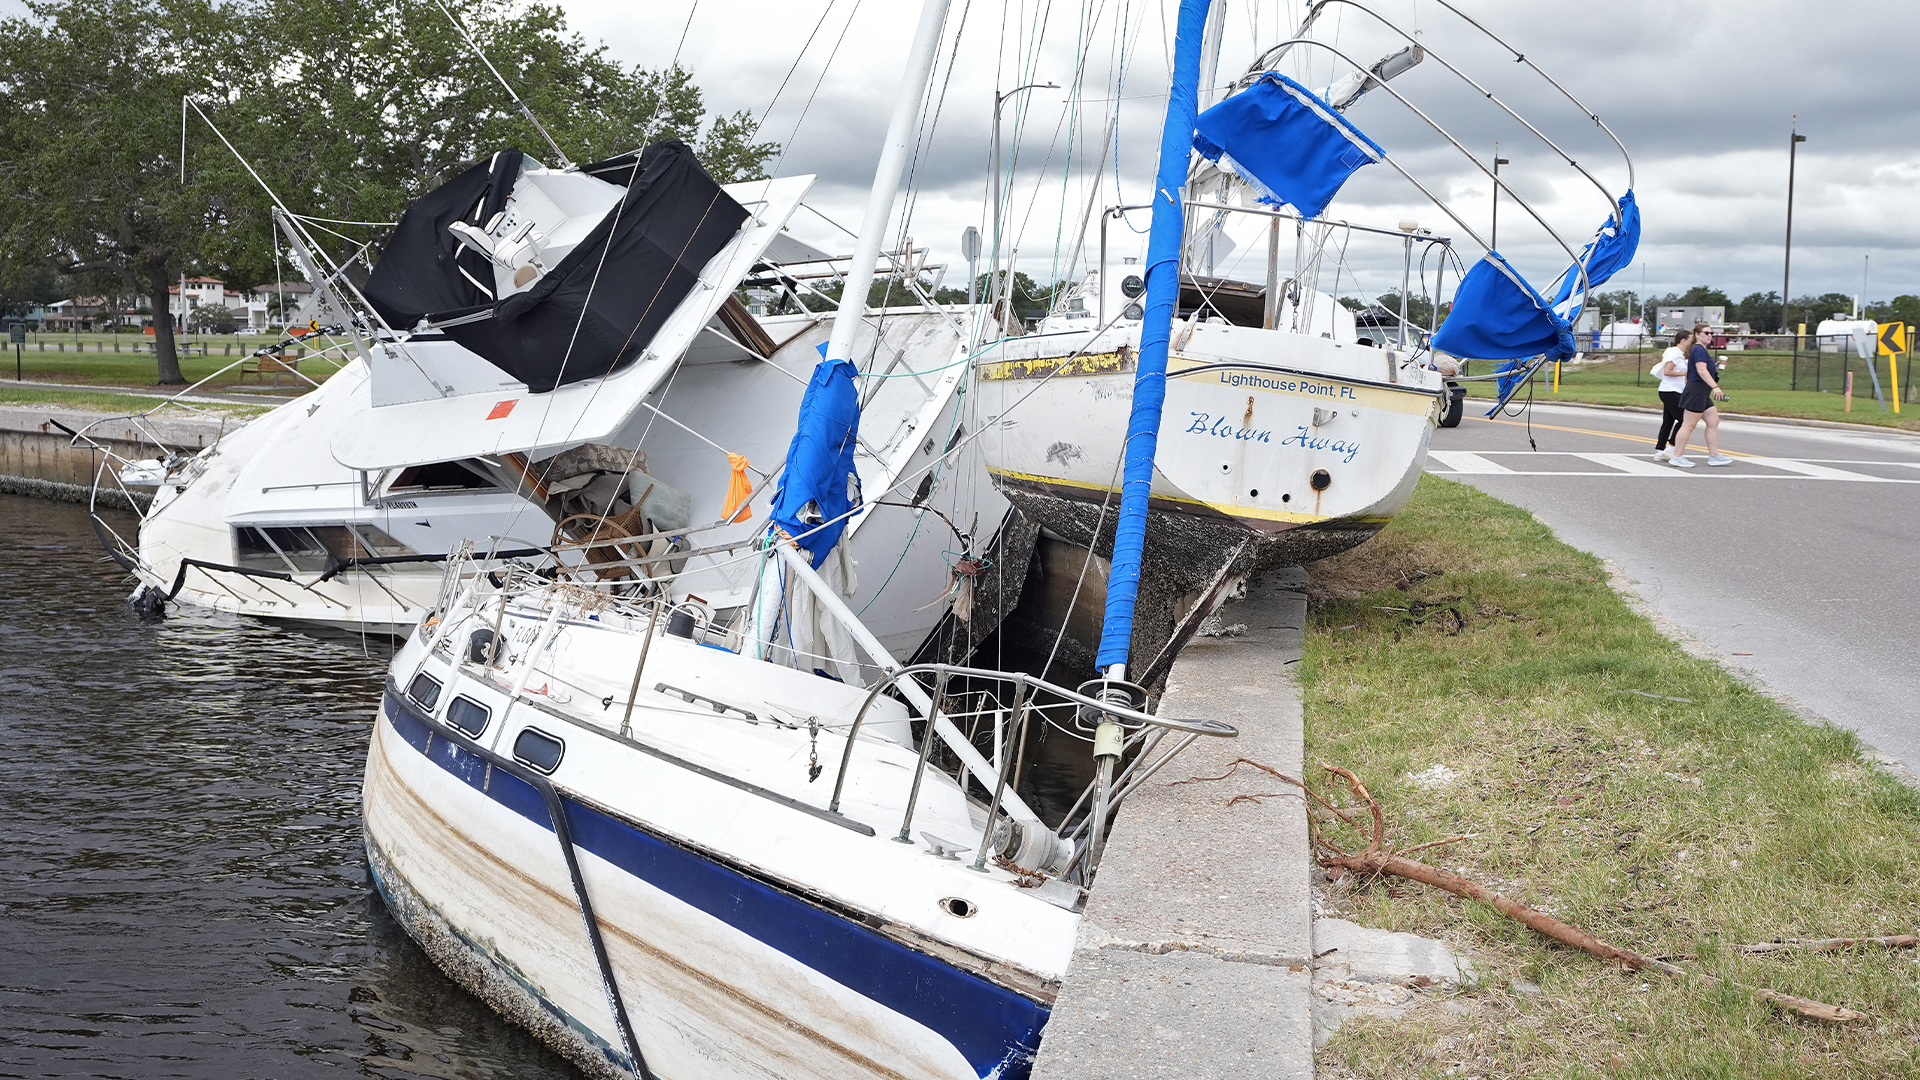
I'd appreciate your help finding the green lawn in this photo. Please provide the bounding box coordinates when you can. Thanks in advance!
[0,385,271,415]
[1468,349,1920,432]
[3,331,349,391]
[1304,475,1920,1078]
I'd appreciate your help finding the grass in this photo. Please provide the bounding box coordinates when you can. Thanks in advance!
[1467,349,1920,432]
[0,384,271,416]
[1300,474,1920,1079]
[2,331,345,392]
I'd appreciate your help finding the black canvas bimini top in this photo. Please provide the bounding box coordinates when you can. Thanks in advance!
[364,140,749,393]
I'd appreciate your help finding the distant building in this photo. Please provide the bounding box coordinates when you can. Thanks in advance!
[153,277,311,330]
[1656,305,1726,333]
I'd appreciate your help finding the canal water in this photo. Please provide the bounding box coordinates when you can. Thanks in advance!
[0,495,579,1079]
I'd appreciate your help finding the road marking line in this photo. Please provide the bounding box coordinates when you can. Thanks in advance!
[1739,456,1888,482]
[1426,451,1514,474]
[1478,416,1762,458]
[1571,452,1678,477]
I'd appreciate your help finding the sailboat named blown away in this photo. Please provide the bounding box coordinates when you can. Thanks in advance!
[975,0,1637,681]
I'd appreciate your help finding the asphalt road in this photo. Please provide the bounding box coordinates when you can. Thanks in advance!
[1428,401,1920,771]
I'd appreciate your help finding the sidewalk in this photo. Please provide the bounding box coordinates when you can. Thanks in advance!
[1032,568,1316,1080]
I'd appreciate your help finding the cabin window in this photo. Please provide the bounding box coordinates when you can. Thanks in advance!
[446,696,490,738]
[386,460,498,494]
[406,672,442,711]
[234,523,415,573]
[513,728,565,774]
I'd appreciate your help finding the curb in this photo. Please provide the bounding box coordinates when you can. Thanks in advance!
[1032,567,1315,1080]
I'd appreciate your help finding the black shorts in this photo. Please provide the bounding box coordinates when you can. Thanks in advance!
[1680,384,1714,413]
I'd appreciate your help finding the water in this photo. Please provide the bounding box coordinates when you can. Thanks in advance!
[0,495,579,1079]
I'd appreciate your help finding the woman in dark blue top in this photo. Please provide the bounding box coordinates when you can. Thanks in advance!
[1668,323,1729,467]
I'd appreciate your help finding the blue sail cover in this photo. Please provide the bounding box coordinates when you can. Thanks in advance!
[770,349,862,567]
[1096,0,1214,672]
[1550,190,1641,316]
[1431,251,1576,362]
[1192,74,1383,219]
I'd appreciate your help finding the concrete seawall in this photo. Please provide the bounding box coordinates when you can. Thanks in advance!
[1034,567,1315,1079]
[0,406,232,509]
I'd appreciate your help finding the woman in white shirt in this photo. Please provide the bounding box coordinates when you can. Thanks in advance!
[1651,330,1692,461]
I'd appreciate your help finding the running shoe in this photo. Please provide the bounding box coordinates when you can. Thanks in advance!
[1653,448,1671,461]
[1668,456,1696,468]
[1705,454,1734,467]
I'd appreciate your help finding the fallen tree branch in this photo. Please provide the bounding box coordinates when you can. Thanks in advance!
[1734,934,1918,955]
[1184,758,1869,1024]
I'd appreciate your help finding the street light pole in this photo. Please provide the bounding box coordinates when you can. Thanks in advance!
[987,81,1058,338]
[1490,143,1511,251]
[1782,119,1806,343]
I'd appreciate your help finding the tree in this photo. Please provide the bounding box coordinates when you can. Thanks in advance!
[1373,293,1435,329]
[0,0,776,384]
[187,304,242,334]
[1677,285,1731,309]
[0,0,246,382]
[1738,291,1782,333]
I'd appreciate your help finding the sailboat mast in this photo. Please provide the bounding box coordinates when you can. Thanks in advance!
[822,0,953,366]
[1094,0,1215,680]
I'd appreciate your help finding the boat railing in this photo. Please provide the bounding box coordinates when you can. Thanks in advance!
[1098,198,1454,351]
[831,662,1234,880]
[421,533,1235,880]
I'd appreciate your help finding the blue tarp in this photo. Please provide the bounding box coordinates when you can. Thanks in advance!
[1192,73,1383,220]
[769,348,862,567]
[1430,251,1576,362]
[1549,190,1640,315]
[1096,0,1214,672]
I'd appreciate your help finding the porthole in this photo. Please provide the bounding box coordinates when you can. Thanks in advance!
[513,728,565,774]
[1310,470,1332,492]
[406,672,442,710]
[939,896,978,919]
[1249,488,1259,498]
[1120,274,1146,298]
[446,695,490,738]
[1282,493,1292,503]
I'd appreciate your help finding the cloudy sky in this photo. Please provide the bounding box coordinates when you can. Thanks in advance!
[555,0,1920,314]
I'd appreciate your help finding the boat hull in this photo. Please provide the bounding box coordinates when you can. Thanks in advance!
[977,325,1441,579]
[363,686,1056,1080]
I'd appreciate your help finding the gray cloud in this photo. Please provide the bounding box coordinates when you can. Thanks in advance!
[567,0,1920,301]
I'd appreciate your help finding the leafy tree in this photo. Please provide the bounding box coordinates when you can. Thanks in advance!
[1869,295,1920,328]
[1677,285,1731,309]
[1591,288,1641,322]
[1373,293,1435,329]
[1738,291,1782,333]
[0,0,775,384]
[187,304,242,333]
[1790,293,1858,326]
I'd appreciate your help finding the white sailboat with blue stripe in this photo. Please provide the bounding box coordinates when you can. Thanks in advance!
[359,2,1238,1076]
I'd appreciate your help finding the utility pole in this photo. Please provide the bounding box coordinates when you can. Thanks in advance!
[1782,119,1806,343]
[1490,143,1511,250]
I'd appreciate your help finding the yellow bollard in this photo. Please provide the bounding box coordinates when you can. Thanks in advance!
[1894,325,1908,413]
[1553,359,1561,393]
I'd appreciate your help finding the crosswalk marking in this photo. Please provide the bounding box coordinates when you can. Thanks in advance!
[1570,452,1676,477]
[1740,456,1891,481]
[1425,451,1918,483]
[1426,451,1514,474]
